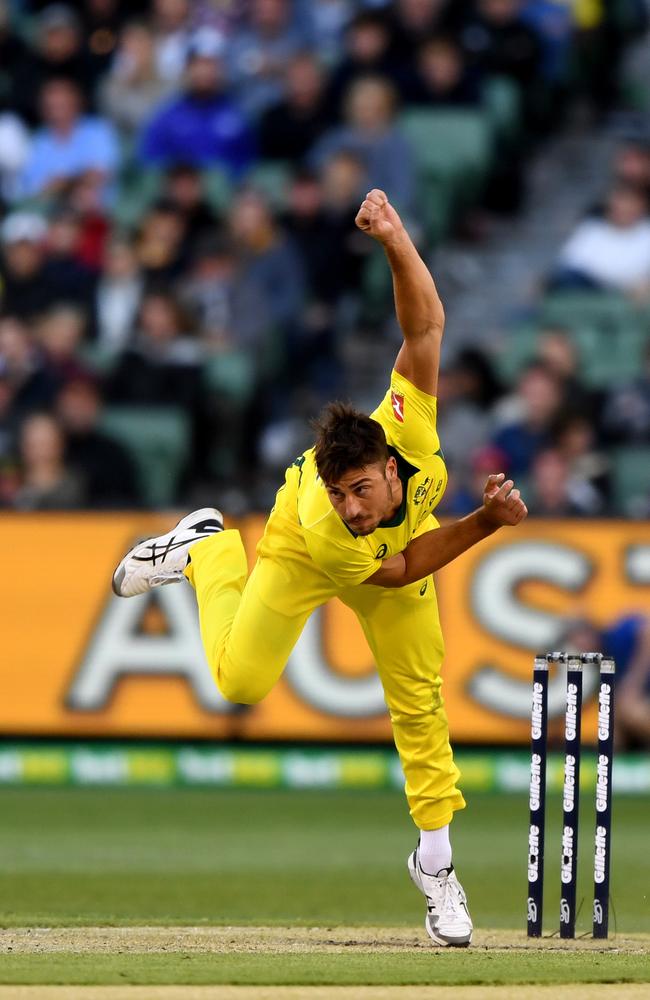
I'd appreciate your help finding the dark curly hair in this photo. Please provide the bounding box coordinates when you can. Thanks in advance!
[313,402,390,485]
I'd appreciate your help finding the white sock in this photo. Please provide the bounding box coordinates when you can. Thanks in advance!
[418,824,452,876]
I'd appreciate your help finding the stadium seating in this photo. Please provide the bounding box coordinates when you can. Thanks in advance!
[202,351,255,402]
[400,108,494,206]
[483,76,522,145]
[114,167,163,229]
[100,406,191,507]
[246,161,292,207]
[611,445,650,516]
[498,292,649,388]
[202,167,234,214]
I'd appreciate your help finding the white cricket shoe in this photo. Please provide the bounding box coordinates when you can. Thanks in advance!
[408,849,473,947]
[112,508,223,597]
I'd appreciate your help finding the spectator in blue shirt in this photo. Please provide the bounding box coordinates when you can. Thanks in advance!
[20,77,120,206]
[138,28,255,177]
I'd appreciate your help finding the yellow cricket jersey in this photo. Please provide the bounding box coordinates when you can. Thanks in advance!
[260,370,447,587]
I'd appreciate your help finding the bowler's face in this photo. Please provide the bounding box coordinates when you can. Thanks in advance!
[325,459,397,535]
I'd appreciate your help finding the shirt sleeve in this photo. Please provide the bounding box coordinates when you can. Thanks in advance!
[371,369,441,460]
[303,531,378,589]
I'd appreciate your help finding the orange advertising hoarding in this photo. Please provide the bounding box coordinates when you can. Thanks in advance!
[2,514,649,743]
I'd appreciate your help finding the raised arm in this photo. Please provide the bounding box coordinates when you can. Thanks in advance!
[366,475,528,588]
[355,189,444,395]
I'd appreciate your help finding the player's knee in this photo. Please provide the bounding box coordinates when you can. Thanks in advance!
[388,701,441,727]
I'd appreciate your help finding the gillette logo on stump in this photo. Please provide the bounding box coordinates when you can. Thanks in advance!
[563,754,576,812]
[596,754,610,812]
[528,823,541,881]
[598,683,612,740]
[529,753,542,811]
[565,683,578,740]
[594,825,608,883]
[531,682,544,739]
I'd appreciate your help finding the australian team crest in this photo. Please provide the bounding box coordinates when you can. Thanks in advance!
[413,478,431,505]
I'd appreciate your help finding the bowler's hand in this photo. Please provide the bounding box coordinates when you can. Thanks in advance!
[480,473,528,528]
[355,189,404,244]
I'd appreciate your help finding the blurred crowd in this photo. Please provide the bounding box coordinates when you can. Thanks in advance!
[0,0,648,512]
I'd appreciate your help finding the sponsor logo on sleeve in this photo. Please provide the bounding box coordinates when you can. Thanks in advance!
[391,391,405,422]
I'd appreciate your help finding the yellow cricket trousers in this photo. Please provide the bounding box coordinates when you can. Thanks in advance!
[184,529,465,830]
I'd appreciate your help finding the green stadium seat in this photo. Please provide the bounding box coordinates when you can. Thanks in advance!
[417,174,455,245]
[201,354,255,479]
[493,324,540,383]
[113,167,163,229]
[538,292,646,386]
[483,76,522,144]
[540,291,641,332]
[245,161,292,208]
[202,167,233,214]
[78,342,120,376]
[362,245,394,321]
[400,108,493,204]
[496,316,646,389]
[575,327,645,387]
[611,446,650,516]
[202,352,255,404]
[100,406,191,508]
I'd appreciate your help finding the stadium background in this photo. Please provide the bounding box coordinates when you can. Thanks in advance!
[1,0,650,959]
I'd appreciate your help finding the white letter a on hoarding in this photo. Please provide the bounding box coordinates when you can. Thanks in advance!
[67,587,230,712]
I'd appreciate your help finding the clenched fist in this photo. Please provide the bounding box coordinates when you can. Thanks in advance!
[355,189,404,244]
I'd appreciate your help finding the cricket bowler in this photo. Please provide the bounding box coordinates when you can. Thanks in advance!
[112,190,528,946]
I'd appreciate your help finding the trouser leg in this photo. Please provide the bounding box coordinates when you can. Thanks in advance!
[184,531,324,704]
[342,577,465,830]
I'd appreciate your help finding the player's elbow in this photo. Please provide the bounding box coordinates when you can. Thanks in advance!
[376,576,406,589]
[378,566,421,588]
[426,311,444,337]
[413,316,444,346]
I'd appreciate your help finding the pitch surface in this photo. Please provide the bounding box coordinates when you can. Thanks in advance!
[0,788,647,987]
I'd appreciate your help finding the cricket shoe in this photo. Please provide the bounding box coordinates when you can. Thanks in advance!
[112,508,223,597]
[407,849,473,947]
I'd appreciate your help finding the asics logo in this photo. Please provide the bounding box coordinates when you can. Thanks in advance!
[134,536,191,566]
[133,522,221,566]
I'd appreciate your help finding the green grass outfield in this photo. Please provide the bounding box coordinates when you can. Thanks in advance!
[0,789,648,987]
